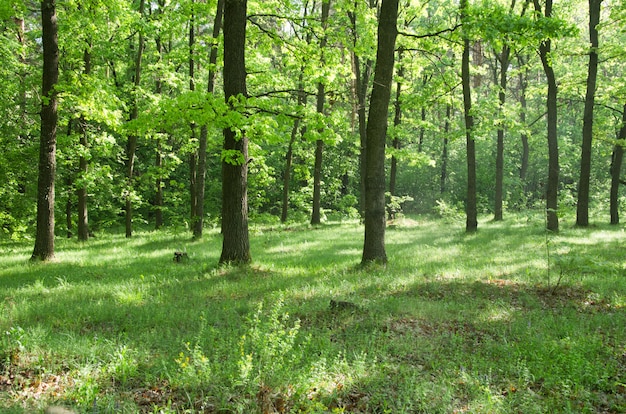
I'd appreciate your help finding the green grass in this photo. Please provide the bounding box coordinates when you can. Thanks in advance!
[1,213,625,413]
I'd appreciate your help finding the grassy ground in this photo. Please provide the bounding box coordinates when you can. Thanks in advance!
[0,212,625,413]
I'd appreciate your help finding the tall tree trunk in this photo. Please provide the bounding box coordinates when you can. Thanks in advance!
[441,104,451,194]
[311,0,331,225]
[534,0,559,232]
[610,104,626,225]
[125,0,145,238]
[189,2,198,230]
[282,72,306,223]
[576,0,601,227]
[494,44,510,222]
[220,0,251,265]
[517,54,529,185]
[77,47,91,242]
[361,0,399,265]
[461,0,477,233]
[388,48,403,200]
[348,6,373,218]
[194,0,224,238]
[154,20,165,230]
[32,0,59,261]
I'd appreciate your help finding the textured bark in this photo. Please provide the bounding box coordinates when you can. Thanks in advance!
[311,0,331,225]
[361,0,399,265]
[194,0,224,238]
[461,0,477,233]
[32,0,59,261]
[220,0,251,265]
[610,105,626,225]
[125,0,145,238]
[576,0,601,227]
[534,0,559,232]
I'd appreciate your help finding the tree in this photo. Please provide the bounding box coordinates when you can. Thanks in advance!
[220,0,251,265]
[311,0,331,225]
[533,0,559,232]
[125,0,145,238]
[610,104,626,224]
[461,0,477,233]
[576,0,601,227]
[32,0,59,261]
[361,0,399,265]
[194,0,224,238]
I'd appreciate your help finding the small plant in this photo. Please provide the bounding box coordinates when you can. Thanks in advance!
[386,193,414,220]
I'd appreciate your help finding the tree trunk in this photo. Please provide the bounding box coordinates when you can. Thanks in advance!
[610,104,626,225]
[361,0,399,265]
[311,0,331,225]
[576,0,601,227]
[77,47,91,242]
[348,9,373,219]
[125,0,145,238]
[388,49,403,201]
[155,138,164,229]
[194,0,224,238]
[534,0,559,232]
[517,54,529,185]
[440,104,451,194]
[32,0,59,261]
[220,0,251,265]
[461,0,477,233]
[494,45,510,222]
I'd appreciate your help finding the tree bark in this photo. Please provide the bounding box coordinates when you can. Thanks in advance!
[194,0,224,238]
[220,0,251,265]
[576,0,601,227]
[361,0,399,265]
[461,0,477,233]
[311,0,331,225]
[125,0,145,238]
[610,104,626,225]
[534,0,559,232]
[32,0,59,261]
[189,2,198,230]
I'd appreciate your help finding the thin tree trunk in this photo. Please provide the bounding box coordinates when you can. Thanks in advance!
[311,0,331,225]
[189,2,198,230]
[610,104,626,224]
[518,54,529,185]
[125,0,145,238]
[77,47,91,241]
[32,0,59,261]
[534,0,559,232]
[220,0,251,265]
[494,44,510,222]
[388,48,403,200]
[195,0,224,238]
[282,72,306,223]
[576,0,601,226]
[461,0,477,233]
[155,139,164,229]
[441,104,451,194]
[362,0,399,265]
[348,8,373,218]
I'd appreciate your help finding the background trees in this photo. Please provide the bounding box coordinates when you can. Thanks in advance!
[0,0,625,261]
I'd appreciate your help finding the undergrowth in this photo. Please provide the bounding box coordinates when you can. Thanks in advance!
[0,212,625,413]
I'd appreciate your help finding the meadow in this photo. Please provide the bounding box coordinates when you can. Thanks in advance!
[0,212,625,413]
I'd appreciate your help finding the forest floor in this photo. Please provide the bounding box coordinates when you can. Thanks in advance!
[0,212,625,413]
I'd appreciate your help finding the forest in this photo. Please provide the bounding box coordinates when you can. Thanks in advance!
[0,0,626,412]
